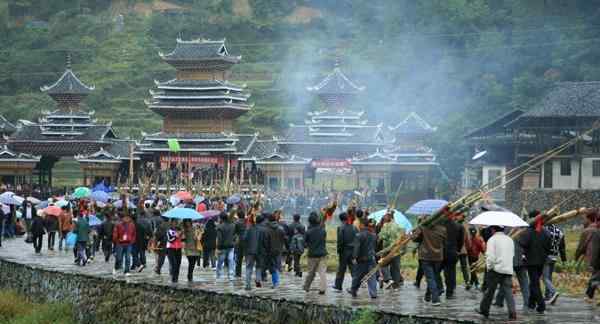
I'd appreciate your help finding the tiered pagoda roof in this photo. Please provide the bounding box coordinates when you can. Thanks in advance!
[0,115,16,144]
[390,112,437,136]
[159,38,241,71]
[307,66,365,109]
[40,65,94,108]
[141,37,256,157]
[138,132,257,155]
[146,80,251,118]
[9,110,116,156]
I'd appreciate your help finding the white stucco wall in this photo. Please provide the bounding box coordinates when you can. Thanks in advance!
[581,158,600,189]
[551,159,579,189]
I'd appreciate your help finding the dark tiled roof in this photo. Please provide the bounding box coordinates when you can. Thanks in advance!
[464,110,523,139]
[307,67,365,95]
[105,140,137,159]
[0,145,40,161]
[235,134,257,155]
[0,115,16,135]
[143,132,237,141]
[151,89,249,98]
[159,38,240,62]
[508,82,600,128]
[9,123,113,142]
[40,69,94,95]
[240,139,278,160]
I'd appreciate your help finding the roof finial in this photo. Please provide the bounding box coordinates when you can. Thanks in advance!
[66,52,72,70]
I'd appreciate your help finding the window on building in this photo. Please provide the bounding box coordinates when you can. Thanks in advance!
[560,160,571,176]
[593,160,600,177]
[487,169,503,188]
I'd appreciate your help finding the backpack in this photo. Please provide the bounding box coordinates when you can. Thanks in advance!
[292,234,305,254]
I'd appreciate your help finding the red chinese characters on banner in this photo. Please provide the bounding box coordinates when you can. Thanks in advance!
[159,155,237,169]
[310,159,352,169]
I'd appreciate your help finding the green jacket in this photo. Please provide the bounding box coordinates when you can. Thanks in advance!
[74,217,90,242]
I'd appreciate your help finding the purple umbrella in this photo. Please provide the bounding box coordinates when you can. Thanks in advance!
[405,199,448,215]
[199,209,221,222]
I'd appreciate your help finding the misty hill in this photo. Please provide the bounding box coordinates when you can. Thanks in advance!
[3,0,600,180]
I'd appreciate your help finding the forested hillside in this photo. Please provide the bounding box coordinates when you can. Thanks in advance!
[2,0,600,180]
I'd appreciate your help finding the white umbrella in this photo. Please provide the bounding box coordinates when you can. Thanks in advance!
[469,211,529,227]
[0,191,16,205]
[26,196,41,205]
[12,195,25,205]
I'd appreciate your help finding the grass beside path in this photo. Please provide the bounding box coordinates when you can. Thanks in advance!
[0,291,75,324]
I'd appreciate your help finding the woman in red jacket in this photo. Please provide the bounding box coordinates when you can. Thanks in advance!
[112,214,136,276]
[166,219,183,283]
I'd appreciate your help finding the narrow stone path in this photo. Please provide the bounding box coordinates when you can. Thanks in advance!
[0,237,598,323]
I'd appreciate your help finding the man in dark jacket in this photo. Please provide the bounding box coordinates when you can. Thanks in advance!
[255,214,270,287]
[443,217,465,299]
[216,212,236,280]
[132,215,150,272]
[347,217,377,298]
[267,212,286,288]
[99,213,115,263]
[202,218,217,269]
[30,212,45,254]
[244,214,263,290]
[333,212,357,291]
[303,211,328,294]
[112,214,136,275]
[288,213,305,272]
[519,212,552,314]
[234,210,247,278]
[74,214,90,266]
[153,216,170,275]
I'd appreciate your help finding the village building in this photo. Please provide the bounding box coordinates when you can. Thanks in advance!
[464,81,600,210]
[3,60,134,189]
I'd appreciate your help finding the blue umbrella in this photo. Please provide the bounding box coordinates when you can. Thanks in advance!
[164,207,204,220]
[38,200,49,209]
[368,209,413,232]
[226,194,241,205]
[406,199,448,215]
[91,191,110,203]
[55,200,69,208]
[88,215,102,226]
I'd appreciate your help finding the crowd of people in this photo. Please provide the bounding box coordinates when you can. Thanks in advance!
[1,189,600,322]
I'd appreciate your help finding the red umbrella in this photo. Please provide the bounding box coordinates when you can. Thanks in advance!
[44,205,62,217]
[175,191,193,202]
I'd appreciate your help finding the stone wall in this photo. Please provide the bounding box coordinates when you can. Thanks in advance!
[0,259,472,324]
[506,189,600,214]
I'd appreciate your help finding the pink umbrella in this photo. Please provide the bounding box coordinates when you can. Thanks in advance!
[44,205,62,217]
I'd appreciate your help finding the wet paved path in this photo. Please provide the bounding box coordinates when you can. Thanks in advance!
[0,237,599,323]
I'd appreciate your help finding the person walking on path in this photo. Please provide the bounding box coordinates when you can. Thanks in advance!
[455,214,471,289]
[132,215,150,272]
[476,226,517,321]
[256,214,270,288]
[303,212,328,294]
[266,212,286,288]
[216,212,236,280]
[543,224,566,304]
[379,215,406,289]
[58,206,73,251]
[44,211,58,251]
[182,219,201,282]
[73,213,90,266]
[166,219,183,283]
[244,214,262,290]
[466,227,485,289]
[519,211,552,315]
[112,214,136,276]
[22,200,36,236]
[414,220,447,306]
[584,214,600,304]
[202,218,217,269]
[333,212,357,291]
[347,217,378,299]
[99,213,115,263]
[494,228,530,309]
[153,215,170,275]
[30,211,45,254]
[576,211,600,273]
[442,216,465,299]
[234,210,247,278]
[290,227,305,277]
